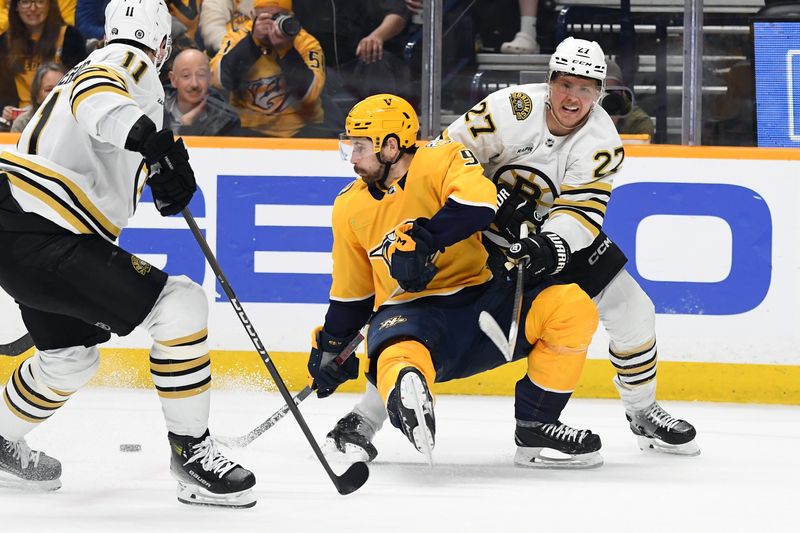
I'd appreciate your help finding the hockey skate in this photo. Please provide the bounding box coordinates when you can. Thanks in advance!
[324,412,379,463]
[169,430,256,508]
[500,32,539,54]
[627,402,699,456]
[514,421,603,469]
[387,368,435,466]
[0,435,61,491]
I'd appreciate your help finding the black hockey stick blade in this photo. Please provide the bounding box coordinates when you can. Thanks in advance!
[336,461,370,495]
[0,333,34,356]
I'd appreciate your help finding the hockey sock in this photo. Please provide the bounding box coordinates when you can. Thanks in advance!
[150,330,211,439]
[514,375,570,423]
[375,340,435,403]
[609,337,658,392]
[0,354,78,440]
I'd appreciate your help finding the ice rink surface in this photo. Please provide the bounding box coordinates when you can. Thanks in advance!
[1,387,797,533]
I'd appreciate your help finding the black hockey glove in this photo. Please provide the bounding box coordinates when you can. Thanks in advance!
[388,218,438,293]
[506,231,571,283]
[141,129,197,216]
[494,182,545,241]
[307,327,360,399]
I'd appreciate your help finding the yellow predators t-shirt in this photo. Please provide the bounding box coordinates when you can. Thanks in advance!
[330,140,497,309]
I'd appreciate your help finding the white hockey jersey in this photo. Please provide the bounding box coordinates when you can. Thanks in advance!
[0,43,164,242]
[443,83,624,253]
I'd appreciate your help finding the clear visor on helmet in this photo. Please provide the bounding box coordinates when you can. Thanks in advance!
[338,133,375,161]
[549,74,602,103]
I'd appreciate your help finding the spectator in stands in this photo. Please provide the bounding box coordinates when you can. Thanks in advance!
[210,0,326,137]
[501,0,538,54]
[9,61,65,132]
[77,0,201,50]
[0,0,85,123]
[200,0,252,54]
[4,0,76,31]
[164,48,244,136]
[302,0,409,101]
[602,59,654,138]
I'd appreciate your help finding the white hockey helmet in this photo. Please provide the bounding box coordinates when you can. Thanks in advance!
[548,37,607,89]
[105,0,173,71]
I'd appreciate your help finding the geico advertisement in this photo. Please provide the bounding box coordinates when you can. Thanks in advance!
[1,142,798,366]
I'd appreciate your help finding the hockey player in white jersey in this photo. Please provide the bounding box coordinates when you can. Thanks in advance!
[325,37,699,467]
[0,0,256,507]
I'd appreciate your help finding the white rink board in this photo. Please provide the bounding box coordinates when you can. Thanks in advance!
[1,142,797,366]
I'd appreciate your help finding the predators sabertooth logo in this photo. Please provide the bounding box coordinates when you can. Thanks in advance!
[368,220,416,267]
[379,316,408,330]
[131,256,152,276]
[509,92,533,121]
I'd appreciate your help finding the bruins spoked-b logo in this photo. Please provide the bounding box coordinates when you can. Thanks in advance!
[509,92,533,121]
[131,256,152,276]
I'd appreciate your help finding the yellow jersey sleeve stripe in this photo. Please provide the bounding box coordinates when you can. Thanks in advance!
[549,208,602,237]
[2,153,121,239]
[72,70,128,92]
[71,84,132,116]
[553,198,608,215]
[4,172,94,234]
[561,182,612,193]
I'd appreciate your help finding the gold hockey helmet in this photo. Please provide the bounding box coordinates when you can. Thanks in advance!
[344,94,419,154]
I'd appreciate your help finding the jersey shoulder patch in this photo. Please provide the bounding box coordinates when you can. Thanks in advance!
[508,91,533,121]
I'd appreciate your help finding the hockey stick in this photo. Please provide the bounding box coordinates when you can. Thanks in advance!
[0,333,34,357]
[479,224,529,362]
[215,325,367,449]
[181,208,368,496]
[216,286,404,449]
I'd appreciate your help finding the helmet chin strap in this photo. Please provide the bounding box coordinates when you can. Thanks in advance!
[376,149,405,187]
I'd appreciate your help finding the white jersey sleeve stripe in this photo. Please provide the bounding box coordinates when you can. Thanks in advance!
[71,85,132,117]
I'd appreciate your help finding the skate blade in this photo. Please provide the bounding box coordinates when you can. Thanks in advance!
[0,472,61,492]
[513,446,604,470]
[637,436,701,457]
[400,372,435,467]
[176,482,256,509]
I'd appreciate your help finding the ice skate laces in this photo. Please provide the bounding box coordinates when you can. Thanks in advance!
[543,423,589,443]
[643,403,680,431]
[184,436,236,478]
[4,439,40,469]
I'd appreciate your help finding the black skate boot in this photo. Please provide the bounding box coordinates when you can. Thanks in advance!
[0,434,61,491]
[325,412,379,463]
[387,367,435,465]
[169,430,256,508]
[514,421,603,469]
[627,402,699,456]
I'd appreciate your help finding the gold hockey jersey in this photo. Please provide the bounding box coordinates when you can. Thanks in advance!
[330,140,497,309]
[444,83,624,253]
[0,43,163,242]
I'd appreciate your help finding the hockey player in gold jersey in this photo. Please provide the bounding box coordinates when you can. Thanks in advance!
[0,0,255,507]
[306,94,602,467]
[328,38,699,461]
